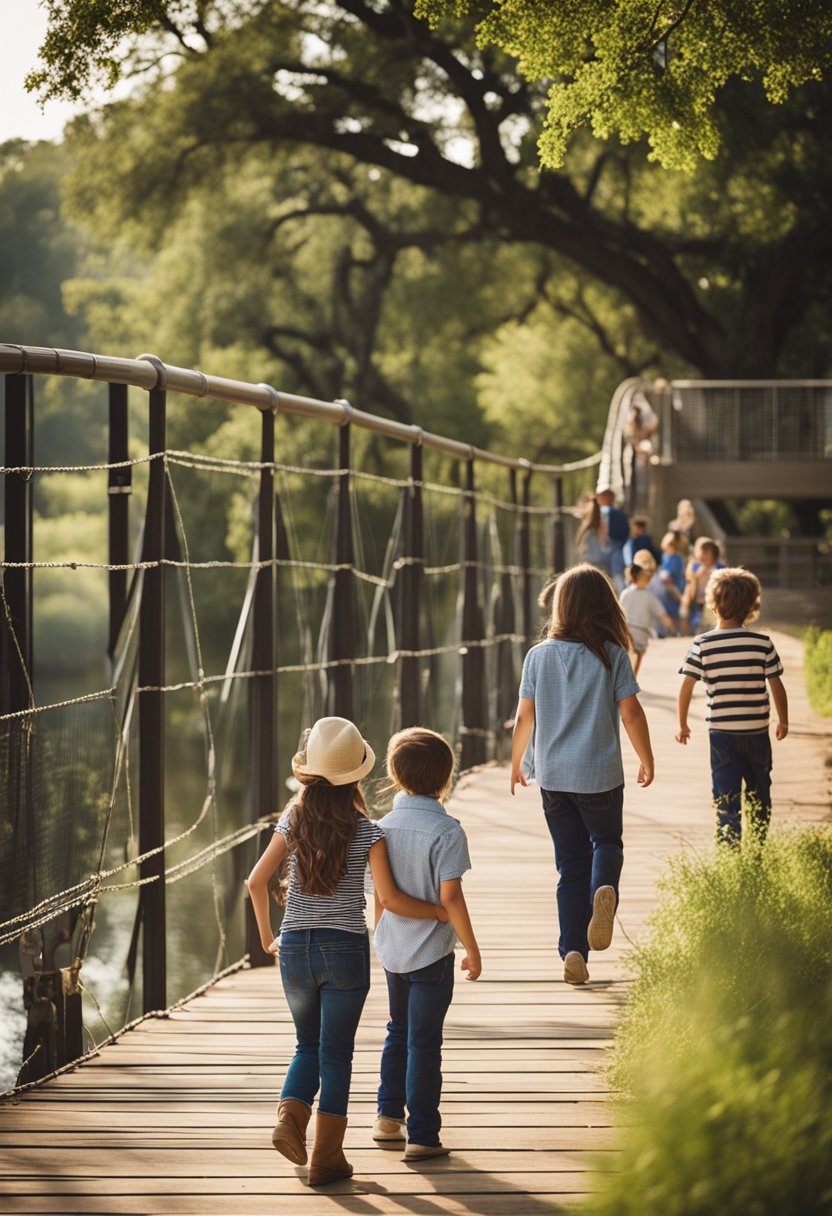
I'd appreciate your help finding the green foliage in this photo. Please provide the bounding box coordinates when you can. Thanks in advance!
[805,628,832,716]
[477,301,641,464]
[32,500,108,676]
[26,0,174,103]
[0,140,85,350]
[418,0,832,171]
[21,1,832,378]
[724,499,798,538]
[587,831,832,1215]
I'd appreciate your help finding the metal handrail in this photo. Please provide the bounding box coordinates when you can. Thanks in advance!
[0,343,601,477]
[672,378,832,389]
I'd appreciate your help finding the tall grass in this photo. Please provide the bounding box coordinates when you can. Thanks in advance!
[585,830,832,1215]
[805,627,832,716]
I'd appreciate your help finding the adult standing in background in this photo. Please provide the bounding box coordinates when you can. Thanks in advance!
[575,494,608,568]
[669,498,697,546]
[596,487,630,591]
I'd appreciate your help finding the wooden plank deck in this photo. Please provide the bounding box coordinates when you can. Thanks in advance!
[1,631,829,1215]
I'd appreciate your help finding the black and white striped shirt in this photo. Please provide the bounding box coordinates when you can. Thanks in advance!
[276,808,384,936]
[679,628,784,733]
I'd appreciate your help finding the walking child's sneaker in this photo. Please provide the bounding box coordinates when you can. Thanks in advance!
[404,1142,451,1161]
[587,885,616,952]
[563,950,589,985]
[373,1115,406,1144]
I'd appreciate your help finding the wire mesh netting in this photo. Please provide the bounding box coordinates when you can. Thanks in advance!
[670,384,832,461]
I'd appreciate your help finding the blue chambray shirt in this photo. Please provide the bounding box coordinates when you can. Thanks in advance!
[519,639,639,794]
[373,792,471,974]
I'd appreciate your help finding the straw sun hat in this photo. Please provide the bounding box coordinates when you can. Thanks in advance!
[291,717,376,786]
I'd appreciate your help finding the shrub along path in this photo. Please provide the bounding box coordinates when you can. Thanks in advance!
[1,632,829,1214]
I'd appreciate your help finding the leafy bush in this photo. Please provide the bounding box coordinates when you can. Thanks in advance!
[585,830,832,1216]
[805,627,832,716]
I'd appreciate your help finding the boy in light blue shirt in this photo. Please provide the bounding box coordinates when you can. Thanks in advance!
[373,728,481,1160]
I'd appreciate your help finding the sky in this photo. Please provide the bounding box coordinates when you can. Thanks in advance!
[0,1,92,143]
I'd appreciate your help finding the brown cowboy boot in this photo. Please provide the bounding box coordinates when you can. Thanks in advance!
[307,1111,353,1186]
[271,1099,311,1164]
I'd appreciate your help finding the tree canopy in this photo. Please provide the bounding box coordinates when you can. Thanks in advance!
[417,0,832,171]
[10,1,832,679]
[19,0,832,397]
[31,1,832,173]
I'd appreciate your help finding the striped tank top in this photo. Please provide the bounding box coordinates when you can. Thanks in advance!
[276,806,384,936]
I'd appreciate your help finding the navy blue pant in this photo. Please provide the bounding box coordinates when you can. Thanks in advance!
[541,786,624,961]
[709,730,772,845]
[377,952,455,1147]
[278,928,370,1116]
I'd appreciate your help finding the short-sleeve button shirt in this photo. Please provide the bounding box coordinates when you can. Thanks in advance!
[373,792,471,974]
[519,639,639,793]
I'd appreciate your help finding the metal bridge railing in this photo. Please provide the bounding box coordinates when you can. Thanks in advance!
[0,342,600,1092]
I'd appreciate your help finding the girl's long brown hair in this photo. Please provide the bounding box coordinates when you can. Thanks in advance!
[286,777,368,896]
[547,563,631,669]
[575,496,602,547]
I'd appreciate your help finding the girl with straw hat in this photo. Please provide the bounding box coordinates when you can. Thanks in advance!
[247,716,448,1187]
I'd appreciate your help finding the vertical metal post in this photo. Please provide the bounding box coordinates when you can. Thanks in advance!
[399,443,423,727]
[330,421,355,719]
[460,458,487,769]
[492,470,519,759]
[107,384,130,658]
[772,384,779,460]
[2,374,34,713]
[520,468,533,645]
[4,374,43,1084]
[552,475,565,573]
[663,388,675,464]
[55,966,83,1068]
[246,408,277,967]
[139,382,167,1014]
[3,373,34,932]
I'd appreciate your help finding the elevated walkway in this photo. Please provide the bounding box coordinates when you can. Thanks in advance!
[1,633,829,1214]
[597,377,832,593]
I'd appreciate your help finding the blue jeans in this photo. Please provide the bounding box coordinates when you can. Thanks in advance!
[278,927,370,1116]
[710,730,772,845]
[541,786,624,960]
[377,952,455,1146]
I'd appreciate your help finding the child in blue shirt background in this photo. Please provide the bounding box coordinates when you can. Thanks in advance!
[510,564,655,985]
[373,727,481,1160]
[659,530,687,632]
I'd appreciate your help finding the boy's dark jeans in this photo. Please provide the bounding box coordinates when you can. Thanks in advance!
[709,729,772,845]
[541,786,624,962]
[377,952,455,1147]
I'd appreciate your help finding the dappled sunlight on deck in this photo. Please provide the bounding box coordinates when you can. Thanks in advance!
[1,633,829,1213]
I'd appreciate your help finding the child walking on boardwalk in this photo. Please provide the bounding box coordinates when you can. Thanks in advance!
[677,568,788,846]
[247,717,447,1186]
[373,728,481,1160]
[510,565,655,985]
[620,563,674,676]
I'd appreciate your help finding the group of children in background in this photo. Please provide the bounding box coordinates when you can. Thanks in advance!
[248,523,789,1189]
[617,501,728,675]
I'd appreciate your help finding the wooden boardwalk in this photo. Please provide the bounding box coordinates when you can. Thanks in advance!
[1,632,829,1215]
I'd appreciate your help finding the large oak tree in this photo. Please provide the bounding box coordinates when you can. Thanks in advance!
[29,1,832,379]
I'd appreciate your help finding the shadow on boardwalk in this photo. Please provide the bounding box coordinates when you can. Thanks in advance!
[0,632,828,1214]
